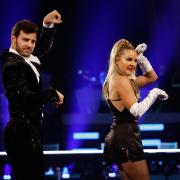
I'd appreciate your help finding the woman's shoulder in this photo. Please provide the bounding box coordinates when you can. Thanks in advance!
[110,74,131,86]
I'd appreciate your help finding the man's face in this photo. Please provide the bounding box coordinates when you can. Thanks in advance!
[11,30,37,57]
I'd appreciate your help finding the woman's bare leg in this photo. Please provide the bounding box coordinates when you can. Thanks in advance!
[119,160,150,180]
[119,169,130,180]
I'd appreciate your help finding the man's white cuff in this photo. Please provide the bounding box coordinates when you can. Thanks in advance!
[43,22,54,28]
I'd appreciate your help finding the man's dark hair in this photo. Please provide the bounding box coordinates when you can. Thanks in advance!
[11,19,38,37]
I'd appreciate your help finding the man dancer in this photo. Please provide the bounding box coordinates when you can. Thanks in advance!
[1,10,64,180]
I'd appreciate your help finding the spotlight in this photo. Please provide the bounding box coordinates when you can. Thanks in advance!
[45,167,54,176]
[62,166,70,179]
[3,175,11,180]
[3,163,12,180]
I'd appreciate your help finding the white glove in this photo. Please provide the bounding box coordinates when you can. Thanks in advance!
[135,43,153,74]
[137,54,153,74]
[135,43,147,54]
[130,88,168,118]
[150,88,168,101]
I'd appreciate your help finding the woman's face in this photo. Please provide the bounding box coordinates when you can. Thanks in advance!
[115,49,137,76]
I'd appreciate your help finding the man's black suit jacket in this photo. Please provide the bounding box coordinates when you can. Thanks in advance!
[1,27,59,116]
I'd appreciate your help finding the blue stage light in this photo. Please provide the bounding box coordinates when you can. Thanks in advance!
[142,139,161,147]
[108,172,116,178]
[62,167,70,179]
[139,124,164,131]
[73,132,99,140]
[3,175,11,180]
[45,167,54,176]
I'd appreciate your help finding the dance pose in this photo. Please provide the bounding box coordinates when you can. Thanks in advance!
[103,39,168,180]
[1,10,64,180]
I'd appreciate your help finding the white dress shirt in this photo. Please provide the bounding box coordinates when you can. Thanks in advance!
[9,48,41,83]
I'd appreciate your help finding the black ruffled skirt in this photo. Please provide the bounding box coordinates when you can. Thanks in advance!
[103,122,145,165]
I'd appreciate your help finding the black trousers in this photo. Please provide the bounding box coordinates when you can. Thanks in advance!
[3,117,45,180]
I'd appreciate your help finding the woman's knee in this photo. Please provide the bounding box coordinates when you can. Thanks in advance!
[120,160,150,180]
[119,170,130,180]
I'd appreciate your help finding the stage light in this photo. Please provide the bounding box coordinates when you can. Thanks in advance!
[45,167,54,176]
[139,124,164,131]
[108,172,116,178]
[142,139,161,147]
[62,167,70,179]
[3,163,12,180]
[3,175,11,180]
[73,132,99,140]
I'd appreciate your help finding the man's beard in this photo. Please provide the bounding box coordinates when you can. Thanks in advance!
[15,42,32,57]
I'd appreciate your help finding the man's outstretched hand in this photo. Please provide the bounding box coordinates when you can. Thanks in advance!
[53,90,64,108]
[43,10,62,25]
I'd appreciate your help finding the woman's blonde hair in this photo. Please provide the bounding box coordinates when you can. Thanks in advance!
[103,39,138,100]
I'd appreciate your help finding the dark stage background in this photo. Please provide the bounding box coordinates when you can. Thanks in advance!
[0,0,180,151]
[0,0,180,179]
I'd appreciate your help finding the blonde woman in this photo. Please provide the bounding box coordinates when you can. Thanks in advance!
[102,39,168,180]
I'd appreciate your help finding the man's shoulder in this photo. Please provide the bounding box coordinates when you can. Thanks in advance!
[1,51,24,70]
[1,51,23,63]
